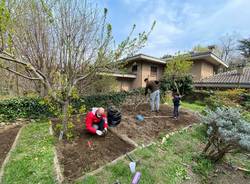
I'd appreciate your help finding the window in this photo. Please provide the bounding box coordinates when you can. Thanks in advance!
[150,66,157,76]
[132,65,137,73]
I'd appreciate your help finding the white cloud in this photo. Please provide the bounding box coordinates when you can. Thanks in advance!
[108,0,250,57]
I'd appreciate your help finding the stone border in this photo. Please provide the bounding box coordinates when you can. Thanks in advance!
[0,125,24,183]
[49,125,64,184]
[75,141,156,183]
[109,128,138,147]
[74,123,196,183]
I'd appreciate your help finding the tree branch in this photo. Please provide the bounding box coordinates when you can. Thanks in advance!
[1,66,41,80]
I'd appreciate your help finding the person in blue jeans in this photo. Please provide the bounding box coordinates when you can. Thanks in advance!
[144,78,160,112]
[172,92,182,119]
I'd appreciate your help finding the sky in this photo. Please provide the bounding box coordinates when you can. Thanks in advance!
[99,0,250,57]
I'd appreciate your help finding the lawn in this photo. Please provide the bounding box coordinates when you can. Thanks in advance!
[1,120,56,184]
[76,125,209,184]
[77,124,250,184]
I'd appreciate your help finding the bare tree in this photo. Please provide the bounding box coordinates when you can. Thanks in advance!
[217,33,240,64]
[0,0,155,139]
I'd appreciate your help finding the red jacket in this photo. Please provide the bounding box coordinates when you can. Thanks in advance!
[85,108,108,134]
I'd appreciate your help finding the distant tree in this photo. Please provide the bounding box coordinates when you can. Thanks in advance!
[238,38,250,62]
[192,44,210,52]
[201,107,250,162]
[217,33,240,64]
[163,53,193,95]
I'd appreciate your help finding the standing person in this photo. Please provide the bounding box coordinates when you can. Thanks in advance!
[172,92,182,119]
[85,107,108,136]
[144,78,160,112]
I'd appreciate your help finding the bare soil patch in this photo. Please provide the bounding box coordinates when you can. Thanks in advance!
[0,126,21,167]
[112,103,199,144]
[53,103,198,182]
[52,118,134,182]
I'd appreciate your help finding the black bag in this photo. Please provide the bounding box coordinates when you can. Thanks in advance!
[107,106,122,127]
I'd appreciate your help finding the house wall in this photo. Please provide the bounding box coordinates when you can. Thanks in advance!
[191,59,215,81]
[191,61,202,81]
[139,61,164,88]
[116,78,133,91]
[201,61,214,79]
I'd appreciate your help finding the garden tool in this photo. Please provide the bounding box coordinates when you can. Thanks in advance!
[131,172,141,184]
[135,114,144,122]
[126,153,140,174]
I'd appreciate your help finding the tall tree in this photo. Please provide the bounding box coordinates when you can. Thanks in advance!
[0,0,155,139]
[217,33,239,64]
[163,53,193,94]
[238,37,250,62]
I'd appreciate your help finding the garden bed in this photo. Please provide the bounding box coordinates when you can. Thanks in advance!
[52,103,198,182]
[52,119,134,182]
[0,125,21,167]
[111,104,199,144]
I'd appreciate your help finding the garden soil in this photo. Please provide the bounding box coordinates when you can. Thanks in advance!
[53,103,198,182]
[0,126,21,167]
[53,118,134,182]
[111,104,199,144]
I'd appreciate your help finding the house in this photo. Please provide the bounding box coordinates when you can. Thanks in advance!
[194,67,250,89]
[107,51,228,91]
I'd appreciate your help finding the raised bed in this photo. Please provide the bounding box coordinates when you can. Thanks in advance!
[52,103,199,182]
[52,119,134,182]
[112,104,199,144]
[0,126,21,167]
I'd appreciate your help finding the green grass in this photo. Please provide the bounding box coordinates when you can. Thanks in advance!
[2,120,56,184]
[164,99,206,113]
[180,101,206,113]
[77,125,208,184]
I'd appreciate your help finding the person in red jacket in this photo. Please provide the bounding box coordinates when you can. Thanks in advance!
[85,107,108,136]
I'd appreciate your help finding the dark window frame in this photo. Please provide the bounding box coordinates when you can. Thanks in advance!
[150,66,157,76]
[132,64,138,73]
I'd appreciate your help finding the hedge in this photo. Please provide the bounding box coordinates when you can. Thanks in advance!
[0,97,54,121]
[0,88,144,121]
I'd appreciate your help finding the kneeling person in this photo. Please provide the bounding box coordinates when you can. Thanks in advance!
[85,107,108,136]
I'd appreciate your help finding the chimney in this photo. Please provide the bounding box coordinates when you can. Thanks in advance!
[236,64,244,75]
[208,45,216,52]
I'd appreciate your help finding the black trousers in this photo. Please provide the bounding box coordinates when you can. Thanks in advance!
[173,105,179,118]
[96,118,105,131]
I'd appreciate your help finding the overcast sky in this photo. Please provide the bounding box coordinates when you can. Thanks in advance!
[99,0,250,57]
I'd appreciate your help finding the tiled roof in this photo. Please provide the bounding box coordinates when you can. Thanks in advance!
[194,67,250,88]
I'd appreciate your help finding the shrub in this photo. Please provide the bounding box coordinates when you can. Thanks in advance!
[201,107,250,162]
[204,89,248,110]
[160,75,193,95]
[0,97,54,120]
[0,88,144,121]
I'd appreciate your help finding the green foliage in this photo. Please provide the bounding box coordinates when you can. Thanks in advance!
[204,89,248,110]
[160,75,193,95]
[83,75,119,95]
[0,88,144,121]
[72,88,144,111]
[164,53,193,78]
[238,38,250,59]
[201,107,250,162]
[163,53,193,94]
[0,96,54,120]
[192,44,210,52]
[192,155,214,181]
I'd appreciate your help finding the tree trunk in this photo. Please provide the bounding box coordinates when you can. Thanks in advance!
[59,100,69,140]
[203,141,211,153]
